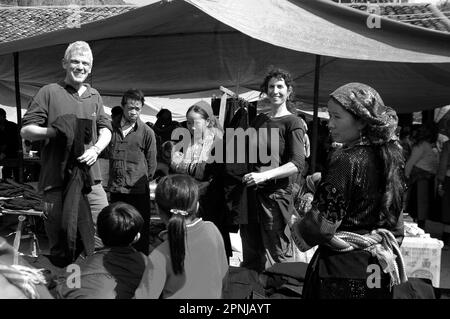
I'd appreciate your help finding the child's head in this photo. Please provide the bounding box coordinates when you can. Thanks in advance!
[155,174,199,219]
[97,202,143,247]
[155,174,199,275]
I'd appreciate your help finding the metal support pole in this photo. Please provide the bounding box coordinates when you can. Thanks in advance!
[309,55,321,174]
[13,52,24,183]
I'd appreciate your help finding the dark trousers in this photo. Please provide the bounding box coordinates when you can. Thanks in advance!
[240,188,296,272]
[110,192,150,255]
[239,223,266,273]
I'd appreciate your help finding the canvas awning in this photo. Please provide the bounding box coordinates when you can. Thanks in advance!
[0,0,449,113]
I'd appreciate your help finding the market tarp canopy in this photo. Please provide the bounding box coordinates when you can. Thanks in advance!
[0,0,449,113]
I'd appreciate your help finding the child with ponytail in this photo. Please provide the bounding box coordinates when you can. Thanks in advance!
[135,174,228,299]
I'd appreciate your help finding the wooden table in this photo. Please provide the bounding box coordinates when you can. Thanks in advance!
[0,208,44,264]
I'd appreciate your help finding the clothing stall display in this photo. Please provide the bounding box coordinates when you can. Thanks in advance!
[212,92,257,230]
[0,179,42,211]
[211,96,257,130]
[0,179,44,260]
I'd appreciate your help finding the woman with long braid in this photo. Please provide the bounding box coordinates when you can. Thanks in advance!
[291,83,407,299]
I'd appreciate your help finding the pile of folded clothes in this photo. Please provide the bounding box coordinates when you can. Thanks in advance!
[0,179,43,212]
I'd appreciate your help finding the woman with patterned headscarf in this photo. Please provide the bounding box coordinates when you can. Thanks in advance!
[291,83,407,299]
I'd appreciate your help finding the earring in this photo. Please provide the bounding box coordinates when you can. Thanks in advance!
[359,130,363,144]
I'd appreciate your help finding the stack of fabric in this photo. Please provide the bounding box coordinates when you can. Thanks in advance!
[0,179,43,212]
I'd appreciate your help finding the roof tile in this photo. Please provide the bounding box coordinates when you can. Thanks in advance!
[0,2,449,44]
[348,3,450,32]
[0,5,137,43]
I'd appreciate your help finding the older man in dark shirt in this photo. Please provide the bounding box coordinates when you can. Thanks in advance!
[108,89,157,255]
[21,41,112,267]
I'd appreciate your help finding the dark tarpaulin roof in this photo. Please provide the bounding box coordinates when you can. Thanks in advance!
[0,0,449,113]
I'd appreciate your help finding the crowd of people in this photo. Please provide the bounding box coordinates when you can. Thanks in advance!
[401,122,449,233]
[0,40,448,299]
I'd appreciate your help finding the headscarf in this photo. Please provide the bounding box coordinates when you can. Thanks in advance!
[172,101,222,180]
[330,83,398,145]
[190,100,223,133]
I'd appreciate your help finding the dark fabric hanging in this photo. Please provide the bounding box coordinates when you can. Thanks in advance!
[220,97,257,227]
[211,96,257,128]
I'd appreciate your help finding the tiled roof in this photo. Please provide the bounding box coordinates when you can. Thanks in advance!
[442,6,450,20]
[0,5,138,43]
[1,2,449,44]
[348,3,450,32]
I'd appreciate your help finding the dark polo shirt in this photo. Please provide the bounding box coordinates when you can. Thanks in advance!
[22,81,112,192]
[108,117,157,194]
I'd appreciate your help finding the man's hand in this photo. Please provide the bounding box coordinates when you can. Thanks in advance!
[77,146,100,166]
[242,172,269,187]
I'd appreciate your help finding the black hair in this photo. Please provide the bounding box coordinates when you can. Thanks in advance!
[121,89,145,107]
[186,104,209,121]
[185,103,223,133]
[355,120,405,228]
[375,140,406,228]
[157,108,172,120]
[259,67,296,112]
[97,202,143,247]
[0,108,6,117]
[155,174,199,275]
[413,123,439,146]
[111,105,123,117]
[399,126,411,140]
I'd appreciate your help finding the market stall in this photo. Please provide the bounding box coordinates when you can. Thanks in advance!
[0,179,44,261]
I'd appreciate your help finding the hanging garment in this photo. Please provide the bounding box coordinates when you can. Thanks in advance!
[51,114,95,263]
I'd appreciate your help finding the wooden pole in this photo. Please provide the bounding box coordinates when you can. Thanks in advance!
[13,52,24,183]
[309,55,321,174]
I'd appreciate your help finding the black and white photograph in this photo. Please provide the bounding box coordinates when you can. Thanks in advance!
[0,0,449,306]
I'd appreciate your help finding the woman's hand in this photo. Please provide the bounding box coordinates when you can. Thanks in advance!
[242,172,270,187]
